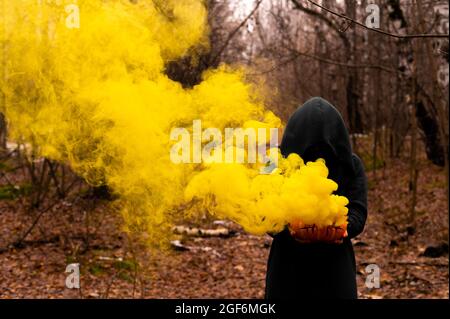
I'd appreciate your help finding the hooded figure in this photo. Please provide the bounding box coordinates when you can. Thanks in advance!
[265,97,368,299]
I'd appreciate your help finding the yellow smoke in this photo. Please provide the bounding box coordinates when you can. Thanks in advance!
[185,153,349,235]
[0,0,348,246]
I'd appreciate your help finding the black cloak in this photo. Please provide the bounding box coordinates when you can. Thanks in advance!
[265,97,368,299]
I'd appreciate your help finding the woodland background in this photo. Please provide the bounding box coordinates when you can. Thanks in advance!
[0,0,448,298]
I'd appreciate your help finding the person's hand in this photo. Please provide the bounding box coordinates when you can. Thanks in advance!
[288,220,348,244]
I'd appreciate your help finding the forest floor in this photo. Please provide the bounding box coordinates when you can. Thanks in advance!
[0,157,448,299]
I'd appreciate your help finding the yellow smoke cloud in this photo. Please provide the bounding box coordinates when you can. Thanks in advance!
[0,0,348,246]
[185,153,348,236]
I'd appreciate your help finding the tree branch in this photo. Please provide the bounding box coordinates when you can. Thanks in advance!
[304,0,449,39]
[249,49,399,75]
[291,0,350,47]
[210,0,263,65]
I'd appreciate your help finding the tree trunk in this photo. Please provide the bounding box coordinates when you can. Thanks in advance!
[415,98,444,166]
[345,0,363,134]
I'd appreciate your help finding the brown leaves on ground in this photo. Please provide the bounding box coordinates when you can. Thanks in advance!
[0,159,448,298]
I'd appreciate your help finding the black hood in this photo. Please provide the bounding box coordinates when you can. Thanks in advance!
[280,97,355,175]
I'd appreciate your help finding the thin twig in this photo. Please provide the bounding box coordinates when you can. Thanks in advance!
[301,0,449,39]
[248,50,399,75]
[210,0,263,65]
